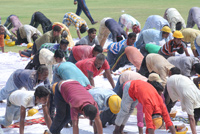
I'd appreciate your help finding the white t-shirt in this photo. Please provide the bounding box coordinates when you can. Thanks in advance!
[167,74,200,115]
[9,90,35,108]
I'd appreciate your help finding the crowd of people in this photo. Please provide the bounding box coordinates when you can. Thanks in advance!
[0,4,200,134]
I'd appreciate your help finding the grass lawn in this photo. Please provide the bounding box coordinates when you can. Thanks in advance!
[1,0,200,52]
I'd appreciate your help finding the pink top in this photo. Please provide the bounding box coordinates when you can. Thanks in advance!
[72,45,94,61]
[10,16,22,34]
[60,80,99,120]
[76,57,110,77]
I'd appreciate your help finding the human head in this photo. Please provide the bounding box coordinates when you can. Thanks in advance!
[148,81,164,95]
[61,30,68,39]
[0,25,5,34]
[37,65,49,81]
[80,24,87,34]
[173,31,184,44]
[176,22,182,31]
[116,36,123,42]
[92,45,103,57]
[60,39,69,51]
[152,114,163,129]
[95,53,106,69]
[193,63,200,74]
[148,73,163,84]
[53,25,61,37]
[127,32,136,45]
[169,67,181,76]
[108,95,121,114]
[83,104,97,121]
[132,25,141,34]
[54,49,64,63]
[88,28,96,39]
[34,86,50,105]
[32,33,38,42]
[161,26,171,39]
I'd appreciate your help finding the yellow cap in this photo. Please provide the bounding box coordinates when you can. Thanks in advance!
[173,31,184,38]
[152,116,163,129]
[27,43,33,49]
[52,82,58,95]
[28,108,39,116]
[7,41,15,46]
[108,95,121,114]
[161,26,171,33]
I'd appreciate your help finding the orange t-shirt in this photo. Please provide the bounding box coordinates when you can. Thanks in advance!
[0,34,4,47]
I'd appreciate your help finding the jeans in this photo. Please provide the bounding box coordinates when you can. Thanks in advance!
[138,56,150,77]
[76,0,94,23]
[4,15,15,30]
[140,44,149,57]
[100,108,116,127]
[107,50,116,67]
[0,100,20,126]
[115,81,138,126]
[0,73,19,100]
[30,13,40,28]
[50,83,71,133]
[25,50,40,70]
[113,76,121,94]
[15,29,28,45]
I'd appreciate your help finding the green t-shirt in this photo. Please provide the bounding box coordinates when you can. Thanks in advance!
[145,43,161,53]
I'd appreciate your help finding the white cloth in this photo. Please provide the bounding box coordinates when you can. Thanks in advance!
[120,14,141,29]
[166,8,186,32]
[39,48,58,83]
[9,90,35,108]
[19,25,42,43]
[167,74,200,115]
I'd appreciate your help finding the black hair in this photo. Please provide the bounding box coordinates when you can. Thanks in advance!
[148,81,164,92]
[117,36,123,42]
[53,25,61,32]
[194,63,200,74]
[93,45,103,53]
[83,104,97,120]
[177,47,184,54]
[176,22,182,31]
[170,67,181,75]
[128,32,136,38]
[60,39,69,45]
[80,24,87,34]
[96,53,106,61]
[61,31,68,38]
[37,65,48,75]
[34,86,50,98]
[32,34,38,42]
[88,28,96,34]
[54,49,65,58]
[162,31,169,35]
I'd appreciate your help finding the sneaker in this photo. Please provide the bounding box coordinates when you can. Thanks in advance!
[92,21,98,25]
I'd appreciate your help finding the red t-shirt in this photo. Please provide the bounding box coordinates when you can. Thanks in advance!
[76,57,110,77]
[128,80,172,132]
[72,45,94,61]
[59,80,99,120]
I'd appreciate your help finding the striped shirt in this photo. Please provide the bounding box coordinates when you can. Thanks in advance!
[107,39,128,54]
[160,39,186,56]
[63,12,89,31]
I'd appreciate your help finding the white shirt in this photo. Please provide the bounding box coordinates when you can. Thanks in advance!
[120,14,141,29]
[167,74,200,115]
[9,90,35,108]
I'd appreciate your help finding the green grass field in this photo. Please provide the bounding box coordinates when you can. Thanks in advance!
[1,0,200,52]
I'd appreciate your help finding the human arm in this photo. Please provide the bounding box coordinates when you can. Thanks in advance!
[77,30,81,39]
[94,115,103,134]
[188,114,197,134]
[42,103,52,129]
[19,106,26,134]
[87,70,95,87]
[125,28,129,36]
[184,47,190,56]
[105,69,115,88]
[72,120,79,134]
[192,49,199,57]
